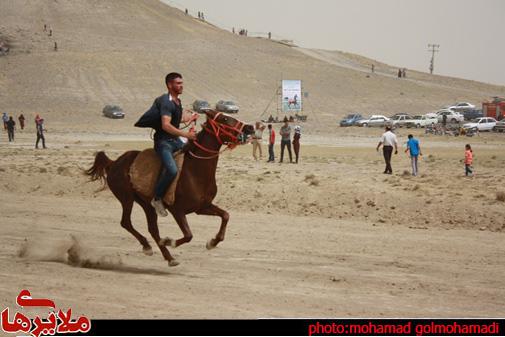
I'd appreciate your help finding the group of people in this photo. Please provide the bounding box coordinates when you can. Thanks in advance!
[1,112,46,148]
[377,126,474,177]
[251,118,301,164]
[397,68,407,78]
[266,115,297,123]
[43,23,58,51]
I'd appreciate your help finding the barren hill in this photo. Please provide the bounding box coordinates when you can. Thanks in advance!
[1,0,504,133]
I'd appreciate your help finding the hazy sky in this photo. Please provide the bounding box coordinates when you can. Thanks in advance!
[165,0,504,86]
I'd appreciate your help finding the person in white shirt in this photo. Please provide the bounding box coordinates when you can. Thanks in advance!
[252,121,265,161]
[376,126,398,174]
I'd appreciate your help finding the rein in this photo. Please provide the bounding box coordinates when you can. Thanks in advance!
[189,112,246,160]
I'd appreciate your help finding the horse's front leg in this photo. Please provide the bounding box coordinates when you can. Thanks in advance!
[195,203,229,250]
[159,211,193,249]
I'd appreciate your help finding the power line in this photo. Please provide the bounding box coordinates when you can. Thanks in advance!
[428,44,440,75]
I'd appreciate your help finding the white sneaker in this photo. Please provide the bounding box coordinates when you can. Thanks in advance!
[151,198,168,217]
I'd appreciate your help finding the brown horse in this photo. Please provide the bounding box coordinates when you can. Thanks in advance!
[85,110,255,267]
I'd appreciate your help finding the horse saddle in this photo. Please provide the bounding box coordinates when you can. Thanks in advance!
[129,149,184,205]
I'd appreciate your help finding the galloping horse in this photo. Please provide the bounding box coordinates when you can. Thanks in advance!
[85,110,255,266]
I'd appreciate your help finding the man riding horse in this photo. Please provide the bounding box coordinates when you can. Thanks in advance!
[150,72,197,217]
[85,71,255,266]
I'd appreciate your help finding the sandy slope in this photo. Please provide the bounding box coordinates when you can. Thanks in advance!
[1,0,504,135]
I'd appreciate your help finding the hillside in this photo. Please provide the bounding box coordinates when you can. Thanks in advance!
[1,0,504,134]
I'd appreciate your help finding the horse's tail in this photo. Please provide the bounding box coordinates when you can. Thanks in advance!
[84,151,113,189]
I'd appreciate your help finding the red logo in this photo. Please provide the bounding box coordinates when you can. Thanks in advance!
[1,290,91,337]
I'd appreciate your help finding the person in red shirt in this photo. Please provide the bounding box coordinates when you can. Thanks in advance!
[464,144,473,177]
[267,124,275,163]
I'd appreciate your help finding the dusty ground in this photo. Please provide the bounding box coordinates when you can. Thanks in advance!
[1,128,504,318]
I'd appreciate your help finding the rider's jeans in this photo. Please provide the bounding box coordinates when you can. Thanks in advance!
[154,137,184,199]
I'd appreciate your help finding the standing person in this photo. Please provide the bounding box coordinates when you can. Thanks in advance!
[185,8,188,15]
[402,68,407,78]
[292,125,301,164]
[35,114,42,126]
[252,121,265,161]
[35,118,46,149]
[398,69,402,78]
[18,114,25,130]
[148,72,197,217]
[6,116,15,142]
[464,144,473,177]
[267,124,275,163]
[54,42,57,51]
[405,134,422,176]
[2,112,8,130]
[279,117,293,163]
[371,64,375,73]
[376,126,398,174]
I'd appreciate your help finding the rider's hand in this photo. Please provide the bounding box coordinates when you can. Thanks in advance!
[186,129,197,140]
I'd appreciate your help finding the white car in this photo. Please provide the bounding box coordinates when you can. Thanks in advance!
[436,109,464,123]
[463,117,497,131]
[391,115,414,128]
[405,115,439,128]
[356,115,391,127]
[447,102,476,111]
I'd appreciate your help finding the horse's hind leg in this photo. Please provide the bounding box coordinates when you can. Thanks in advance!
[135,196,179,267]
[118,196,152,254]
[195,203,229,250]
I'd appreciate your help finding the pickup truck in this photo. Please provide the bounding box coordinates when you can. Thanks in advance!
[405,115,438,128]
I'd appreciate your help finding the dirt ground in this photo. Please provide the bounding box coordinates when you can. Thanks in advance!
[1,128,504,318]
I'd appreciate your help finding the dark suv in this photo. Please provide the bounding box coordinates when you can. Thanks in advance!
[463,109,483,121]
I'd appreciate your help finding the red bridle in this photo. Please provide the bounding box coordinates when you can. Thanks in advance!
[189,112,247,159]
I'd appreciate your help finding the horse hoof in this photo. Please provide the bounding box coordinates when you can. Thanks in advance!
[142,247,154,256]
[159,237,176,248]
[206,239,216,250]
[168,259,180,267]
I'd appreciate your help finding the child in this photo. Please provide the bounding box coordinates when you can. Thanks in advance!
[464,144,473,177]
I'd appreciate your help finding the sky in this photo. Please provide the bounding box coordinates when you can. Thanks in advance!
[163,0,504,86]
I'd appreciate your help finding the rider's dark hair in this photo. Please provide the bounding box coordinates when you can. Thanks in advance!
[408,134,413,139]
[165,72,182,85]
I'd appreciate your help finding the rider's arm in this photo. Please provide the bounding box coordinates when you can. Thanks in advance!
[161,115,187,138]
[181,109,197,124]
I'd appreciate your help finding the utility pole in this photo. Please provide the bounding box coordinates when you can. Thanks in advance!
[428,44,440,74]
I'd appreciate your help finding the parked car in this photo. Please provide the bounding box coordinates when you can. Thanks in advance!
[216,100,239,113]
[463,117,497,131]
[493,120,505,132]
[102,105,125,119]
[405,115,438,128]
[340,113,362,127]
[391,115,414,128]
[192,100,211,113]
[436,109,464,123]
[462,109,483,121]
[446,102,476,111]
[356,115,391,127]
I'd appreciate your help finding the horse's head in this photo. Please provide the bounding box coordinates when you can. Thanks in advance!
[203,110,254,145]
